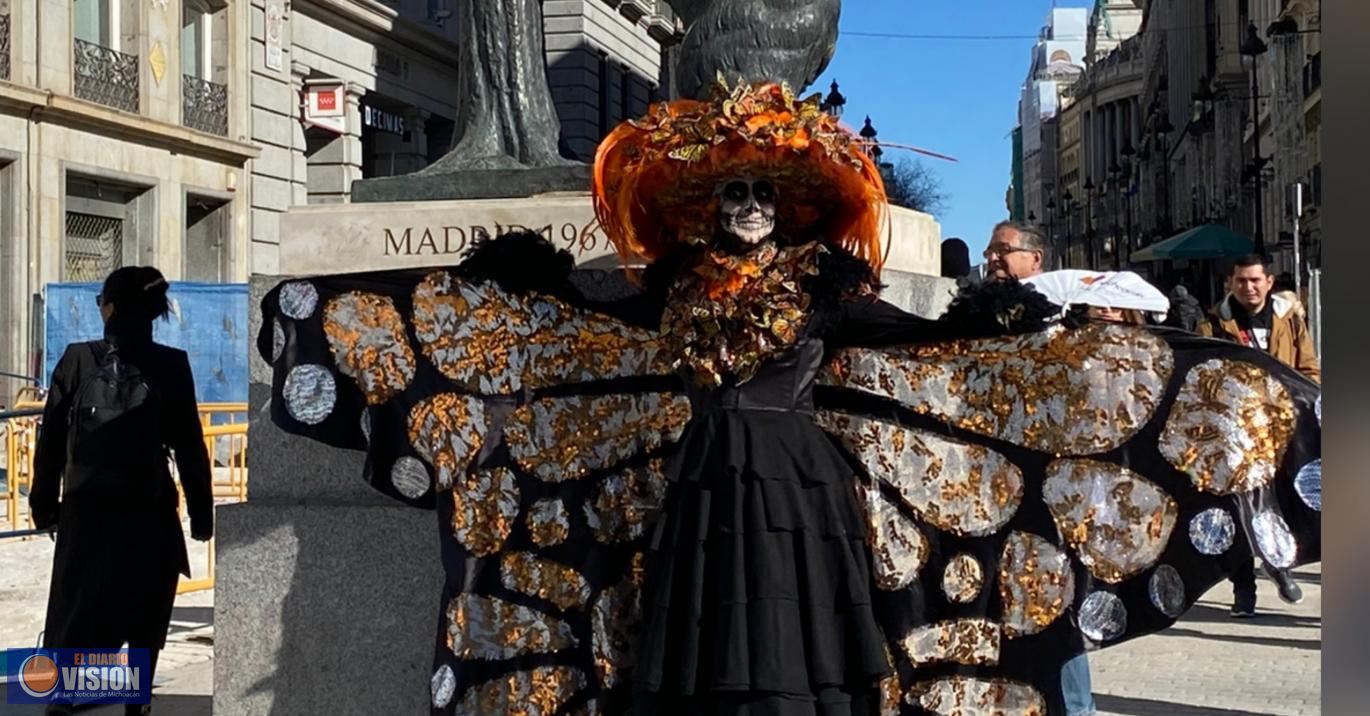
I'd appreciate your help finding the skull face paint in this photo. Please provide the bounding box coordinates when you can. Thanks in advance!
[718,178,778,244]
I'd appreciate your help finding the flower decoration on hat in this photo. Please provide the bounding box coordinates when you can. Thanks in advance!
[592,76,889,271]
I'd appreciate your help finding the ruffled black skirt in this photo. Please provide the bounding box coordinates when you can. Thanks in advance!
[633,410,889,716]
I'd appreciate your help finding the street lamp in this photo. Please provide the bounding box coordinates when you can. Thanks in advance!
[1108,162,1122,269]
[1240,22,1268,255]
[820,80,846,119]
[1156,117,1174,232]
[1084,176,1098,268]
[1046,196,1057,268]
[859,115,882,164]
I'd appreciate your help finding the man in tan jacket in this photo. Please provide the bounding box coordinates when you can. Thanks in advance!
[1199,254,1318,618]
[1200,255,1320,382]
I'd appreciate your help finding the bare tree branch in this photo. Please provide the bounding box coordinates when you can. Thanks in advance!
[880,158,948,216]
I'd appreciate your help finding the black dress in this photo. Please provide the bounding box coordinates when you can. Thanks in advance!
[259,239,1321,716]
[30,324,214,653]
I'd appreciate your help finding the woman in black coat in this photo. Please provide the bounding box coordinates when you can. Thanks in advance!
[30,266,214,716]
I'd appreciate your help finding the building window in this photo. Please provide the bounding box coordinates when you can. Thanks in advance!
[620,65,633,123]
[73,0,139,113]
[598,52,611,136]
[184,193,232,282]
[1,6,13,81]
[64,175,150,282]
[182,0,229,135]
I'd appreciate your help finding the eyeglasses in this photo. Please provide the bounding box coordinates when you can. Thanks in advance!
[983,246,1038,260]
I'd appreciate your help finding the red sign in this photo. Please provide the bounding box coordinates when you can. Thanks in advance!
[315,91,337,112]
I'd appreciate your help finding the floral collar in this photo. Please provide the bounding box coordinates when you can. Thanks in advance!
[660,240,826,386]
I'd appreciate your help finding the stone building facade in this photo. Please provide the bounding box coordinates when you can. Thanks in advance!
[0,0,258,399]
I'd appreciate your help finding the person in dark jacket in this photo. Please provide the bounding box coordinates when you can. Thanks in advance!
[30,266,213,716]
[1168,284,1204,332]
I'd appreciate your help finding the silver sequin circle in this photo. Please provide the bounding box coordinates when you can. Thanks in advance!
[1148,565,1185,618]
[1078,591,1127,643]
[1188,508,1235,556]
[283,364,336,425]
[430,664,455,708]
[271,319,286,362]
[1251,509,1298,568]
[392,457,431,500]
[1295,460,1321,512]
[279,281,319,319]
[1315,394,1321,426]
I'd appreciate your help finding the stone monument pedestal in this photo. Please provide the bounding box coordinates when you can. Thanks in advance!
[216,192,953,714]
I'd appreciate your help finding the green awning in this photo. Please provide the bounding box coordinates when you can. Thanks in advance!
[1130,223,1255,262]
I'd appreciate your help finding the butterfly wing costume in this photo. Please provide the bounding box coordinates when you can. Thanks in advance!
[259,82,1321,716]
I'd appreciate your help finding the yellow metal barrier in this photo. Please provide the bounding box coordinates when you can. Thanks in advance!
[2,402,247,595]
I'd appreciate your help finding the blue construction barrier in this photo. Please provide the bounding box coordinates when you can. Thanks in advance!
[42,282,250,405]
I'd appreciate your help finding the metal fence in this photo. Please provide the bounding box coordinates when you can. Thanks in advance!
[73,38,139,113]
[2,403,248,595]
[64,212,123,283]
[183,75,229,136]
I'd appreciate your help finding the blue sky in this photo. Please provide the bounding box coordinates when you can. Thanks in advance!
[824,0,1094,256]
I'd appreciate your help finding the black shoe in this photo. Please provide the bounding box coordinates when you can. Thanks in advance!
[1231,593,1257,618]
[1266,567,1304,604]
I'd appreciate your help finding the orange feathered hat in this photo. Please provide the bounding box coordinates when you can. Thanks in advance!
[592,78,889,271]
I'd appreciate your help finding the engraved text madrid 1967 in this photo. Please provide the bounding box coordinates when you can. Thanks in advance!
[383,220,604,257]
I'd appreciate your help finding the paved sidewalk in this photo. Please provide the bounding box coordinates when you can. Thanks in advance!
[1092,564,1321,715]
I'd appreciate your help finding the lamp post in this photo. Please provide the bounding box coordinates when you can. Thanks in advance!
[1156,117,1174,234]
[820,80,846,119]
[1046,196,1057,269]
[1121,143,1135,266]
[1062,189,1074,266]
[859,116,882,164]
[1240,22,1268,255]
[1084,176,1098,269]
[1108,162,1122,269]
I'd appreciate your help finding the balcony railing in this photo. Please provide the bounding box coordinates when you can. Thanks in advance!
[73,38,139,113]
[183,75,229,136]
[1,12,11,81]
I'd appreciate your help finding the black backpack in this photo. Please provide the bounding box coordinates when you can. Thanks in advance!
[64,342,165,496]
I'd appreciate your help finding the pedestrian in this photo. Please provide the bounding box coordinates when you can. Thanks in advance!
[1198,254,1317,617]
[941,237,972,279]
[1168,284,1204,332]
[984,220,1095,716]
[1200,255,1319,382]
[29,266,214,716]
[983,220,1045,281]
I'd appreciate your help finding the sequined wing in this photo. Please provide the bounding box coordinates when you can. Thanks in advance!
[812,323,1321,715]
[261,270,693,713]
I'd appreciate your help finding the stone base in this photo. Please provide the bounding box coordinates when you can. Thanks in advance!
[350,164,592,203]
[213,499,443,716]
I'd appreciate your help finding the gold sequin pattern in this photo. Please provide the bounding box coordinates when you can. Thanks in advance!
[819,412,1023,537]
[526,498,571,547]
[1043,459,1178,583]
[451,468,520,557]
[906,676,1046,716]
[585,459,669,544]
[899,619,1001,667]
[408,394,486,491]
[941,553,984,603]
[444,594,577,660]
[506,394,692,482]
[591,567,645,690]
[322,292,416,405]
[411,271,669,395]
[454,665,587,716]
[879,644,901,716]
[998,531,1074,638]
[821,324,1174,456]
[499,552,591,611]
[853,480,928,590]
[1160,359,1296,495]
